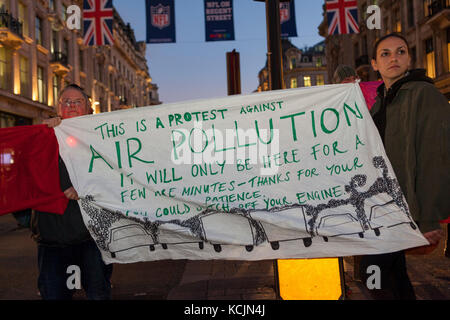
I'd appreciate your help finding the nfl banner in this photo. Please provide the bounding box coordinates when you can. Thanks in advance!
[280,0,297,38]
[204,0,235,42]
[83,0,114,46]
[146,0,176,43]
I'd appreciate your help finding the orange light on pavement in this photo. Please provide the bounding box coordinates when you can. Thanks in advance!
[277,258,344,300]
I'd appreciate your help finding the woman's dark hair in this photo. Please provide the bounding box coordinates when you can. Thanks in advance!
[372,33,410,61]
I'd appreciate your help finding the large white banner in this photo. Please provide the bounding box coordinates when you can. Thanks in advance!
[55,83,428,264]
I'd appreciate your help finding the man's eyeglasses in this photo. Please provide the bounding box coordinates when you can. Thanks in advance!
[60,99,84,107]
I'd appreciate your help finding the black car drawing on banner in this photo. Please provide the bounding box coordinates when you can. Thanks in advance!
[366,199,417,236]
[249,207,312,250]
[106,210,266,257]
[198,211,264,253]
[314,204,366,241]
[107,222,203,258]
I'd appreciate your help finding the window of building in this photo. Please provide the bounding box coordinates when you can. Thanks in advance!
[0,0,9,11]
[354,43,359,59]
[423,0,431,17]
[394,9,401,32]
[35,16,42,45]
[447,28,450,72]
[0,111,32,128]
[53,74,61,106]
[425,38,436,78]
[62,38,69,60]
[79,48,84,72]
[410,46,417,69]
[98,61,104,83]
[316,57,322,67]
[316,74,325,86]
[303,76,311,87]
[290,77,297,88]
[18,2,29,37]
[19,56,29,97]
[0,47,11,91]
[407,0,415,28]
[51,30,58,54]
[37,66,46,104]
[289,57,296,70]
[61,4,67,21]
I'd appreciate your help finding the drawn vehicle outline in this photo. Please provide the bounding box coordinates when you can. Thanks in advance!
[315,209,365,240]
[198,211,265,253]
[249,206,313,250]
[367,200,417,236]
[107,223,203,258]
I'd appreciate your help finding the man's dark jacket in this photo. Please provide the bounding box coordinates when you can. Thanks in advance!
[31,157,91,246]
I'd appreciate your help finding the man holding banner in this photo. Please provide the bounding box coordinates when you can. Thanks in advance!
[34,84,113,300]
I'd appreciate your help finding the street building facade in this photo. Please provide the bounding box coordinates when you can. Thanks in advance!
[319,0,450,99]
[0,0,160,128]
[256,39,328,92]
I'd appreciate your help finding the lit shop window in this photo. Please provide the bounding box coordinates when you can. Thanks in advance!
[425,38,436,79]
[37,66,46,104]
[290,77,297,88]
[303,76,311,87]
[316,74,325,86]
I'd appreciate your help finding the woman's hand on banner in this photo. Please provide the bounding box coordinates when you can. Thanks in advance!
[423,229,444,245]
[406,229,444,255]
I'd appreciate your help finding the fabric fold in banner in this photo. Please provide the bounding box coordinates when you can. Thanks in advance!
[54,83,429,264]
[146,0,176,43]
[0,125,68,215]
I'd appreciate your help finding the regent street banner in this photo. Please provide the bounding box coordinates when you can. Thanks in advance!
[54,83,428,264]
[204,0,235,41]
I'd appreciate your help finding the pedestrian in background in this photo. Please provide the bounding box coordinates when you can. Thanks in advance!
[333,64,359,84]
[359,33,449,300]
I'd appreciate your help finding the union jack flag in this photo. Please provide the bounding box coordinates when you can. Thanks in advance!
[326,0,359,35]
[83,0,114,46]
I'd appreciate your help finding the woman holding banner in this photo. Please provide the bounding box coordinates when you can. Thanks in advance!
[360,33,449,299]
